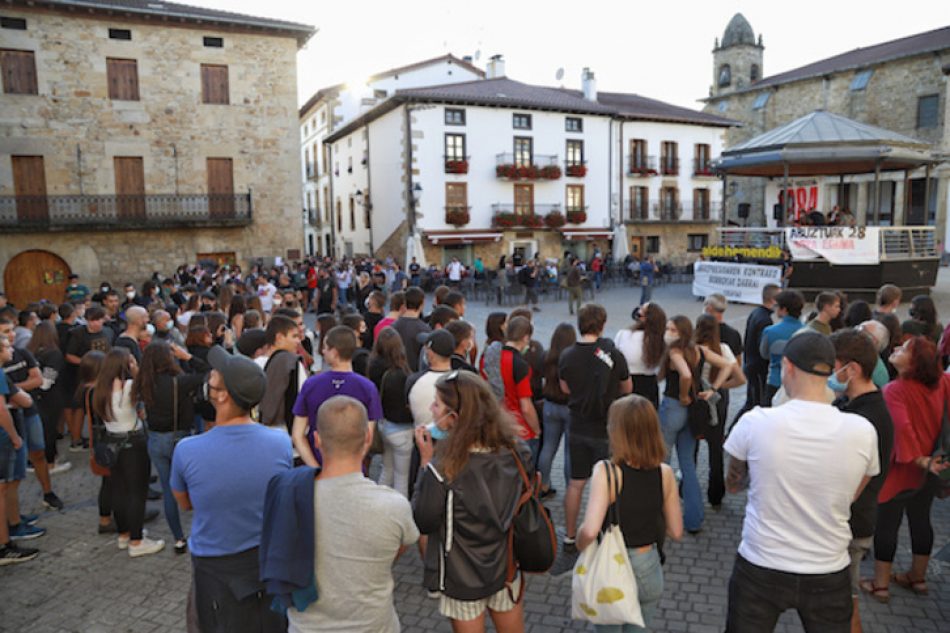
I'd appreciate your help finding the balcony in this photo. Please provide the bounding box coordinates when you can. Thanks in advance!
[682,202,720,221]
[565,206,588,224]
[564,161,588,178]
[660,157,679,176]
[627,155,657,177]
[624,199,650,221]
[444,156,470,174]
[444,205,471,226]
[495,153,561,180]
[491,203,561,229]
[693,159,715,177]
[306,163,317,181]
[306,207,322,228]
[0,193,253,232]
[622,200,681,222]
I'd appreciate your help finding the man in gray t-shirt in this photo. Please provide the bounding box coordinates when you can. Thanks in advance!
[288,396,419,633]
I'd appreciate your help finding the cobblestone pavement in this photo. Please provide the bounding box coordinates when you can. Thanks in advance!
[3,272,950,632]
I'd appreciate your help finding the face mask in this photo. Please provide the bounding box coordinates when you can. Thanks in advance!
[663,333,678,346]
[427,413,454,441]
[101,286,109,293]
[145,324,155,337]
[126,291,135,300]
[827,366,851,393]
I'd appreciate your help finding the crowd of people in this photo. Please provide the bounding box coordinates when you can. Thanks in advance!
[1,258,949,633]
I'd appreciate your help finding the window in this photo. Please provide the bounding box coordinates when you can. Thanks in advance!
[106,57,139,101]
[514,137,533,167]
[446,183,468,210]
[717,101,728,112]
[850,69,873,91]
[349,197,356,231]
[660,142,678,175]
[687,234,709,252]
[444,133,465,161]
[752,92,770,110]
[1,49,37,95]
[347,156,353,173]
[513,113,532,130]
[1,17,27,29]
[373,89,387,99]
[514,184,533,215]
[750,64,760,82]
[566,185,584,212]
[718,64,731,88]
[694,144,711,175]
[693,188,711,219]
[445,108,466,125]
[566,140,584,166]
[917,94,939,129]
[200,64,229,104]
[629,186,649,220]
[646,236,660,254]
[660,186,679,217]
[629,139,648,171]
[108,28,131,40]
[336,199,342,231]
[565,117,583,132]
[364,193,372,229]
[203,36,224,48]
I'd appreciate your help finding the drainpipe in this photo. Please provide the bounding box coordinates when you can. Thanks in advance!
[366,130,374,256]
[77,144,84,195]
[328,143,337,258]
[405,104,415,237]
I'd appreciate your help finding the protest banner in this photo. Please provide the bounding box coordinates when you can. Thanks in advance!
[693,261,783,305]
[785,226,880,265]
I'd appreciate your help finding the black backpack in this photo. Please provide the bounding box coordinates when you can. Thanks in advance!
[505,447,557,601]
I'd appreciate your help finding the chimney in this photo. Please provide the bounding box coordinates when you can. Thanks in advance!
[486,55,505,79]
[582,67,597,101]
[462,55,473,64]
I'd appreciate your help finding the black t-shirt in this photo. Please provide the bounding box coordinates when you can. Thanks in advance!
[4,348,40,416]
[363,312,383,349]
[367,358,411,425]
[316,278,338,314]
[719,322,743,360]
[146,373,206,433]
[66,326,114,361]
[836,391,894,538]
[558,339,630,438]
[352,348,370,377]
[34,347,66,411]
[392,317,431,373]
[113,334,142,363]
[56,321,74,353]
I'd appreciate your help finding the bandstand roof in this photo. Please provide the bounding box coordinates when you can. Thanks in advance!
[717,111,935,176]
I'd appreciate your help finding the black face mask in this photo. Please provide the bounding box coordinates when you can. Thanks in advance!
[200,304,212,313]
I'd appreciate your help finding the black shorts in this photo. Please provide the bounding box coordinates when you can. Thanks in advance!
[568,433,610,480]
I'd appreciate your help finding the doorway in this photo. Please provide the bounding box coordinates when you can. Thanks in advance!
[207,158,235,218]
[3,250,71,306]
[510,240,538,266]
[12,155,49,223]
[630,236,643,260]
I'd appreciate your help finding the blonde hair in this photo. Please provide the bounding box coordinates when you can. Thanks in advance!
[607,395,666,469]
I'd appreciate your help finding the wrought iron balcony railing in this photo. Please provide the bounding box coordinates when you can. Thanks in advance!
[0,193,253,232]
[693,159,715,177]
[627,155,657,176]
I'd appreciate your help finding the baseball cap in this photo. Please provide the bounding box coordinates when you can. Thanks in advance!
[208,345,266,409]
[235,329,267,358]
[417,329,455,358]
[783,331,834,376]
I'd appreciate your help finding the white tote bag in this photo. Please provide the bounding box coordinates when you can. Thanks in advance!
[571,462,644,626]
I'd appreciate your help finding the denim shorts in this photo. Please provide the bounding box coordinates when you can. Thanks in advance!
[0,434,16,482]
[22,412,45,452]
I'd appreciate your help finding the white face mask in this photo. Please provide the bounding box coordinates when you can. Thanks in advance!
[126,291,135,300]
[663,333,678,346]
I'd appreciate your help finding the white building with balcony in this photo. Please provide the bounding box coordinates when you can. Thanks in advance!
[321,57,735,265]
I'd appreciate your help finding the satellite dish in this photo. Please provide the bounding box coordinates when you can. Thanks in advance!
[555,67,564,81]
[474,50,481,61]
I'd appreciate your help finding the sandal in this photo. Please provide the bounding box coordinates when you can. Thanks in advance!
[859,579,890,603]
[891,572,928,595]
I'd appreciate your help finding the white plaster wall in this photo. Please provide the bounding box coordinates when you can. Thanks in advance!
[368,108,408,251]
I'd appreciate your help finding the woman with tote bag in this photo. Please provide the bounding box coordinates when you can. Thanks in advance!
[575,395,683,631]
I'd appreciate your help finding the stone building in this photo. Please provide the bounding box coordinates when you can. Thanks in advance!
[704,14,950,251]
[0,0,313,306]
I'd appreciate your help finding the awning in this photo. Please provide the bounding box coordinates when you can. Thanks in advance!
[424,230,503,245]
[559,228,613,241]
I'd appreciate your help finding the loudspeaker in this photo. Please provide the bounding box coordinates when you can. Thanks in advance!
[773,204,783,221]
[738,203,750,219]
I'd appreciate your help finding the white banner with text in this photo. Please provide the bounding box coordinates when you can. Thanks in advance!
[785,226,880,265]
[693,261,784,305]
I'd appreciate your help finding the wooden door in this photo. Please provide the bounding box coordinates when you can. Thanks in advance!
[114,156,145,219]
[3,249,71,307]
[207,158,234,218]
[630,236,643,260]
[514,184,534,216]
[12,155,48,223]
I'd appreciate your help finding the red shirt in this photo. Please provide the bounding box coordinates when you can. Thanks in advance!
[879,374,950,503]
[374,317,396,342]
[500,345,536,440]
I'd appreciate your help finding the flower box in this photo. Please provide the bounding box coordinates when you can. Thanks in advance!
[566,164,587,177]
[519,214,545,229]
[445,159,469,174]
[544,211,566,228]
[496,163,542,180]
[540,165,562,180]
[445,208,470,226]
[492,212,518,228]
[629,167,657,176]
[566,209,587,224]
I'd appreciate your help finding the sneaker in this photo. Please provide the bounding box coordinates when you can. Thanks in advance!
[20,513,40,526]
[118,529,148,549]
[549,541,579,577]
[9,523,46,541]
[26,464,35,473]
[98,520,117,534]
[43,492,65,511]
[50,460,73,475]
[0,542,39,566]
[128,537,165,558]
[174,539,188,555]
[68,440,85,452]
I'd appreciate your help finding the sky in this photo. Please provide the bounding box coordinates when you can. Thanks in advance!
[192,0,950,111]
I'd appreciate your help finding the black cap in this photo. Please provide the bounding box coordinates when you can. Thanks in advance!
[208,345,266,409]
[235,329,267,358]
[783,331,835,376]
[417,329,455,358]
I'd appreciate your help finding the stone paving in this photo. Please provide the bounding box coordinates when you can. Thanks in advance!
[2,270,950,632]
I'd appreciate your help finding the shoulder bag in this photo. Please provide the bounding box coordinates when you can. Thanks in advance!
[86,388,117,471]
[571,461,644,626]
[505,446,557,601]
[686,349,711,439]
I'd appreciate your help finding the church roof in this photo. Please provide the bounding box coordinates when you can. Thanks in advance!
[721,13,757,48]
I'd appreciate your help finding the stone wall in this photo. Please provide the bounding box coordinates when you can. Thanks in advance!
[0,6,304,286]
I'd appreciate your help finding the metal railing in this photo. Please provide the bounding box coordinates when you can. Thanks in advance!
[715,226,937,260]
[306,164,317,180]
[693,159,715,177]
[660,157,679,176]
[624,199,650,221]
[491,203,562,215]
[306,207,322,228]
[627,155,656,175]
[0,193,253,232]
[495,153,559,167]
[443,155,470,174]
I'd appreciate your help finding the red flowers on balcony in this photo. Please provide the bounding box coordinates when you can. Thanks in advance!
[629,166,657,176]
[495,164,561,180]
[492,212,546,229]
[492,212,517,228]
[521,213,545,228]
[566,209,587,224]
[565,164,587,177]
[445,207,470,226]
[544,211,566,228]
[445,159,469,174]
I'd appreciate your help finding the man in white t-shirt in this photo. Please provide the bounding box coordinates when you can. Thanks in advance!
[723,331,878,633]
[446,257,463,287]
[257,275,278,314]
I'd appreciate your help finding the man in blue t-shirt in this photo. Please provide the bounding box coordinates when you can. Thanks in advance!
[171,345,291,633]
[759,290,805,406]
[292,326,382,467]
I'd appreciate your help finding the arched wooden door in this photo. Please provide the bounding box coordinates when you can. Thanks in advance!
[3,250,71,308]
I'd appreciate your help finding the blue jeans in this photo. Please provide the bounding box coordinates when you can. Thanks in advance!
[147,429,188,541]
[537,401,571,489]
[526,438,540,466]
[659,397,703,531]
[639,281,653,306]
[594,545,664,632]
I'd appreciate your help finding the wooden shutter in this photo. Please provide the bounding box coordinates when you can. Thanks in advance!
[12,155,48,222]
[514,184,533,215]
[446,183,467,209]
[207,158,234,218]
[107,58,139,101]
[114,157,146,219]
[201,64,229,104]
[1,49,38,95]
